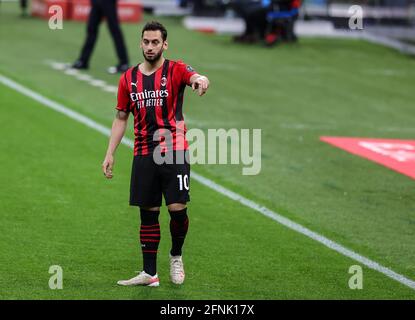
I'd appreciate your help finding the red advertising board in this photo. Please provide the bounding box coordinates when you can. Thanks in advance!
[321,136,415,180]
[31,0,142,23]
[31,0,71,20]
[71,0,142,23]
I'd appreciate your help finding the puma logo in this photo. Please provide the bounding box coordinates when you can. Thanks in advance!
[131,81,138,87]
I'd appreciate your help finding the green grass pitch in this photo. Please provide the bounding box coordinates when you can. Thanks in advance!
[0,3,414,299]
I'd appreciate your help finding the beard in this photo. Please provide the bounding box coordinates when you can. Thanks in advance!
[142,48,163,64]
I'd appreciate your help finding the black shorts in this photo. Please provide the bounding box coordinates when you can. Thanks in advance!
[129,151,190,207]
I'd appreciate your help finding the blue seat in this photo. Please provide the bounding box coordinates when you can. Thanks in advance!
[267,8,299,21]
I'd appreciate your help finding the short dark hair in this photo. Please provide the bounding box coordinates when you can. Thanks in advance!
[141,21,168,41]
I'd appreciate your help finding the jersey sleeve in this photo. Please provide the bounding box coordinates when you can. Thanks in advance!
[115,73,130,112]
[176,61,197,86]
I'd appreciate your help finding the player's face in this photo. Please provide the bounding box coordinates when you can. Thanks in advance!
[141,30,168,63]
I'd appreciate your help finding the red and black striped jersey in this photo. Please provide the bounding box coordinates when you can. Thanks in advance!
[116,59,196,156]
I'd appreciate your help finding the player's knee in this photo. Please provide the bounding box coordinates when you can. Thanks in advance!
[167,203,186,212]
[140,206,160,212]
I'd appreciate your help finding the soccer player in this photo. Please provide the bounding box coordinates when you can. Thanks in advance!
[102,21,210,287]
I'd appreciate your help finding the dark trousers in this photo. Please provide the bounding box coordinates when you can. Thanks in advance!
[233,1,268,39]
[245,7,267,39]
[79,0,129,66]
[20,0,27,10]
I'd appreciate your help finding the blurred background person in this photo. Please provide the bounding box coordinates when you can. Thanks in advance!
[264,0,301,46]
[71,0,130,74]
[229,0,301,45]
[232,0,269,43]
[20,0,28,17]
[281,0,301,42]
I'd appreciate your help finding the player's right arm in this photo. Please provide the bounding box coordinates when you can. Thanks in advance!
[103,72,131,179]
[102,110,129,179]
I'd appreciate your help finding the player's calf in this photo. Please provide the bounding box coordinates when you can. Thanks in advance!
[168,207,188,285]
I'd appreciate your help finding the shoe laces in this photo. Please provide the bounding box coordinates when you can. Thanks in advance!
[171,258,183,275]
[135,271,157,279]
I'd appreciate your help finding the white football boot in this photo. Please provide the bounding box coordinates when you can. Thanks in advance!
[170,255,185,285]
[117,271,159,287]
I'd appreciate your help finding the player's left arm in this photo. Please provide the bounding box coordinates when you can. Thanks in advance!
[190,74,210,96]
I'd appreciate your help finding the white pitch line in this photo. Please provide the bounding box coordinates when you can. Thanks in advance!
[102,85,118,93]
[76,74,93,82]
[45,60,118,95]
[1,73,414,291]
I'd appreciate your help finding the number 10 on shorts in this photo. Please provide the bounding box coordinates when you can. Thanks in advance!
[177,174,189,191]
